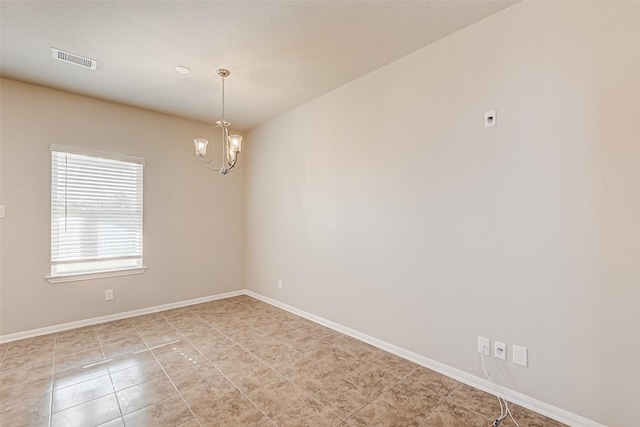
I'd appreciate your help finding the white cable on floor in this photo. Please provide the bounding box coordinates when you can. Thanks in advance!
[480,352,520,427]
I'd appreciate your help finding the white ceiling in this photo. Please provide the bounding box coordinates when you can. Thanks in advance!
[0,1,517,131]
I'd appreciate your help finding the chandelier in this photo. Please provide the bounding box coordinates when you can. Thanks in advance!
[193,69,243,175]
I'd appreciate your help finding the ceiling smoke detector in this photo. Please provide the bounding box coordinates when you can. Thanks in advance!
[51,48,97,70]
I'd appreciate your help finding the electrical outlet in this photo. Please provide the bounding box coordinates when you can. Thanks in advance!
[278,280,283,290]
[494,341,507,360]
[477,336,490,356]
[105,289,113,301]
[513,344,528,367]
[484,110,497,128]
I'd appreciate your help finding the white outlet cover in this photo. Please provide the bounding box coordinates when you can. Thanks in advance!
[477,336,491,356]
[494,341,507,360]
[484,110,496,128]
[513,344,528,367]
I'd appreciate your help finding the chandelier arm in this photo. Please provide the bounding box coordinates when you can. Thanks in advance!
[202,164,224,172]
[225,152,237,170]
[198,152,217,164]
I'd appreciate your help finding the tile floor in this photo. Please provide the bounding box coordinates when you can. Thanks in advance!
[0,296,567,427]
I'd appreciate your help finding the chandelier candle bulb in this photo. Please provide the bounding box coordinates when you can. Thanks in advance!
[229,135,242,154]
[194,138,209,157]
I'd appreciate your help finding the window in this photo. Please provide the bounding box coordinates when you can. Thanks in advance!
[47,145,146,283]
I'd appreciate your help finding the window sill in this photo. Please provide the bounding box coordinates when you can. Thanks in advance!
[47,266,147,284]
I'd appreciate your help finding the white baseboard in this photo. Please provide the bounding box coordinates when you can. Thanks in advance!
[0,288,605,427]
[0,290,244,344]
[245,290,606,427]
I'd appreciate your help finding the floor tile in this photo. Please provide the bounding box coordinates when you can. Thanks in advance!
[0,391,51,426]
[197,336,240,358]
[22,415,51,427]
[371,352,419,377]
[1,376,52,405]
[54,336,101,356]
[286,360,341,394]
[0,359,53,387]
[297,322,334,338]
[51,393,120,427]
[153,341,207,375]
[109,357,165,391]
[444,383,503,419]
[207,346,259,374]
[297,339,339,361]
[378,380,443,422]
[503,405,569,427]
[97,327,140,344]
[181,375,241,416]
[116,375,177,415]
[122,395,194,427]
[405,366,460,396]
[176,419,201,427]
[97,417,125,427]
[274,397,343,427]
[262,347,309,374]
[344,362,401,396]
[332,335,387,362]
[197,396,267,427]
[54,346,105,372]
[52,374,113,412]
[422,400,489,427]
[164,359,223,393]
[225,361,281,394]
[345,397,422,426]
[316,349,360,376]
[6,336,54,354]
[314,378,376,420]
[138,329,183,348]
[1,349,54,372]
[247,377,306,417]
[106,350,157,374]
[93,320,135,335]
[101,336,147,358]
[53,360,110,390]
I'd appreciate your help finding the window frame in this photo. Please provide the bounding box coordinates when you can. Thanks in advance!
[47,144,146,283]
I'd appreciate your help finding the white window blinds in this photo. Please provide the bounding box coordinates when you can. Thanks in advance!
[49,145,145,281]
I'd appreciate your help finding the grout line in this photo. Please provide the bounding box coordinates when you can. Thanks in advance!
[132,339,182,354]
[82,359,113,369]
[48,337,56,427]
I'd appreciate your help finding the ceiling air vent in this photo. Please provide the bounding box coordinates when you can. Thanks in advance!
[51,48,97,70]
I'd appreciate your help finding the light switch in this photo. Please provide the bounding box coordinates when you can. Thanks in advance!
[0,205,5,218]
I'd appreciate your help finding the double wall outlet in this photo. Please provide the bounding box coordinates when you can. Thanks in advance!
[105,289,113,301]
[278,280,283,290]
[513,344,528,367]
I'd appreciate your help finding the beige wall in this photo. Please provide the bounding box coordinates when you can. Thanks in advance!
[244,2,640,426]
[0,78,245,334]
